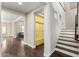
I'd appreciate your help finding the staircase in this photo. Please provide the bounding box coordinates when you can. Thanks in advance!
[55,29,79,57]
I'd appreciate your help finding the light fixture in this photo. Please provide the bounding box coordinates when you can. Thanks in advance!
[18,2,22,5]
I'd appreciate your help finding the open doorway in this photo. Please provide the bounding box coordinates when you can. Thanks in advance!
[34,7,44,56]
[1,8,25,56]
[1,9,25,42]
[14,16,24,38]
[35,15,44,46]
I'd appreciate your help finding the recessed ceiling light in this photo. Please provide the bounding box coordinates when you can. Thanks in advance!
[18,2,22,5]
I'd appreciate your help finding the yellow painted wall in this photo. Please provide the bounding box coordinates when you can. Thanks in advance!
[36,16,44,46]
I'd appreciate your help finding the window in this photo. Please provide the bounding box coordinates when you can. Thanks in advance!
[2,26,6,34]
[22,25,24,32]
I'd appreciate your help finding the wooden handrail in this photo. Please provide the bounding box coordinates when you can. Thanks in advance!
[75,2,79,41]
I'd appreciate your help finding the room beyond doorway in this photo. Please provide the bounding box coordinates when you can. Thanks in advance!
[35,16,44,46]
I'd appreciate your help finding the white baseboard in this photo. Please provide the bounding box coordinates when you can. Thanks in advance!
[23,41,36,48]
[44,49,55,57]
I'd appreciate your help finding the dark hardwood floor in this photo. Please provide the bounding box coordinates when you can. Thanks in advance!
[50,51,71,57]
[24,44,64,57]
[24,44,44,57]
[2,39,64,57]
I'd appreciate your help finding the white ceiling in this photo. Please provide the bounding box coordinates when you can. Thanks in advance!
[1,2,45,22]
[1,9,21,22]
[2,2,45,13]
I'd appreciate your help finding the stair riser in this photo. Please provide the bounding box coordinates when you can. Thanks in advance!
[58,40,78,47]
[55,48,78,57]
[59,36,74,39]
[57,44,78,52]
[61,31,75,32]
[59,37,76,41]
[60,33,75,35]
[52,51,72,57]
[59,39,78,43]
[57,42,78,48]
[56,46,78,54]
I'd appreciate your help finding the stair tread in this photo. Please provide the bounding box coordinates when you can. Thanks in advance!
[61,31,75,33]
[56,46,78,54]
[57,44,78,52]
[62,29,75,31]
[57,42,78,48]
[60,34,74,37]
[59,39,77,43]
[55,48,78,57]
[59,36,74,38]
[58,40,78,46]
[61,31,75,32]
[60,34,75,35]
[59,37,75,41]
[51,51,72,57]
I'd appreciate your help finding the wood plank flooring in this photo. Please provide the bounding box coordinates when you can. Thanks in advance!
[2,41,62,57]
[24,44,44,57]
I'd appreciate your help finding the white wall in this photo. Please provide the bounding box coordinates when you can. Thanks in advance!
[44,3,52,56]
[53,2,66,34]
[24,11,36,48]
[44,2,66,57]
[0,2,1,56]
[65,8,77,29]
[24,5,45,48]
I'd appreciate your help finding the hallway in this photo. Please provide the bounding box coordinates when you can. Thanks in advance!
[0,2,79,57]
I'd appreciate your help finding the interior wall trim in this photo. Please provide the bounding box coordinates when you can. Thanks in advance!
[23,41,36,48]
[44,48,55,57]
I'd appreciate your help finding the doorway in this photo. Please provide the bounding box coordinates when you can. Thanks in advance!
[34,15,44,56]
[1,9,25,48]
[35,15,44,46]
[14,17,24,37]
